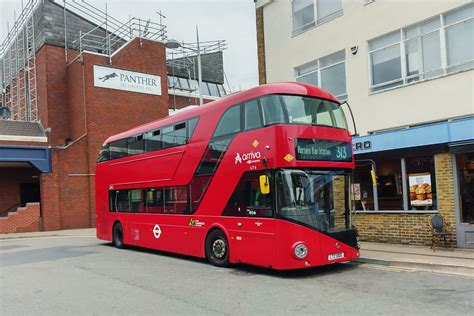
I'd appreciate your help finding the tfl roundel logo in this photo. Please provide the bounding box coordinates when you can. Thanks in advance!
[153,224,162,239]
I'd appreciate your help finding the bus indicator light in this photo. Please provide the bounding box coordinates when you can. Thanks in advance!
[252,140,259,148]
[284,154,294,162]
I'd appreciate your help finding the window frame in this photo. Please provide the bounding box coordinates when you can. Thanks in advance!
[368,3,473,94]
[354,156,440,214]
[295,50,348,101]
[291,0,344,37]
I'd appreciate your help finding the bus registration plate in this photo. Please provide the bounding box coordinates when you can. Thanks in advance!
[328,252,344,261]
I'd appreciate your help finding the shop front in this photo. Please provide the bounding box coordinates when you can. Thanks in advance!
[352,116,474,248]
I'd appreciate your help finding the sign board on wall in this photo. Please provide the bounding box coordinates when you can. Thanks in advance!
[408,173,433,206]
[93,65,162,96]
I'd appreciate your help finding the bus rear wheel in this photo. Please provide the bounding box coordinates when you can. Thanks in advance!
[205,229,229,267]
[112,222,125,249]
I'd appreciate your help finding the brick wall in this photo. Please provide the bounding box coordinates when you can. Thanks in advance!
[36,38,171,231]
[435,153,456,243]
[0,167,40,213]
[169,94,214,110]
[40,150,61,231]
[354,153,457,246]
[44,45,71,147]
[0,203,40,234]
[256,7,267,85]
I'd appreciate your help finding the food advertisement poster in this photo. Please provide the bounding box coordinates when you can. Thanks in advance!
[352,183,361,201]
[408,173,432,206]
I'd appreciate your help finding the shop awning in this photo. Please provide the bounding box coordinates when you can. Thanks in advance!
[353,116,474,155]
[0,145,51,173]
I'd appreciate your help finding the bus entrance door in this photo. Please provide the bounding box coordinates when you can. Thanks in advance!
[231,215,276,268]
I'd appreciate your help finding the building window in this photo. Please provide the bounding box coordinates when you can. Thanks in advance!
[292,0,343,36]
[368,3,473,92]
[406,156,437,211]
[445,5,474,72]
[167,75,226,97]
[354,155,438,212]
[376,159,403,210]
[295,50,347,100]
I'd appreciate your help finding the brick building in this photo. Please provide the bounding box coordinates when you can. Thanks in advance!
[0,0,227,233]
[256,0,473,248]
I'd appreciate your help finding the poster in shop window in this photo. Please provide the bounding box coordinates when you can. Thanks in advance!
[408,173,433,206]
[351,183,361,201]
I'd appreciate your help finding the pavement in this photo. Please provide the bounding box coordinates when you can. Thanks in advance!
[358,241,474,277]
[1,228,473,277]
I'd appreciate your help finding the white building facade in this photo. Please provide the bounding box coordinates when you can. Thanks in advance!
[256,0,474,248]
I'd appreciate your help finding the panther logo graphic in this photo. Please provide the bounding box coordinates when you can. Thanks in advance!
[98,72,118,82]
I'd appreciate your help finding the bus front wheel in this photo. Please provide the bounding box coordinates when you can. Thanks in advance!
[112,222,125,249]
[205,229,229,267]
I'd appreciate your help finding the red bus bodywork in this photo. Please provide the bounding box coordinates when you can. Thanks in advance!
[96,82,360,270]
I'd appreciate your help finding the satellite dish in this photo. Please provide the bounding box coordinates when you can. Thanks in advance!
[0,107,11,120]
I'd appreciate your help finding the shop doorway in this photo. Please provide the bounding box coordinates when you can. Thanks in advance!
[455,153,474,248]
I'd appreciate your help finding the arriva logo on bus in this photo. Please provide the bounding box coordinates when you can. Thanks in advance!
[235,151,261,165]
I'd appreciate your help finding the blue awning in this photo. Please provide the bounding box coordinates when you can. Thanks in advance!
[0,145,51,173]
[353,116,474,155]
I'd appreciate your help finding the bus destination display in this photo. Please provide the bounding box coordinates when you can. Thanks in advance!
[295,139,352,162]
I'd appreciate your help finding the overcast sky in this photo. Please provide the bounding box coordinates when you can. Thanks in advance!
[0,0,259,91]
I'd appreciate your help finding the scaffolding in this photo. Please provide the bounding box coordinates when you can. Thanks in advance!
[65,0,167,63]
[166,39,227,105]
[1,0,39,121]
[0,0,168,122]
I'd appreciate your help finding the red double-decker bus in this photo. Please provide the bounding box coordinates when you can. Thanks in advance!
[96,82,359,270]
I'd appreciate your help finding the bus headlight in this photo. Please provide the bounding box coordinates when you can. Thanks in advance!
[294,243,308,259]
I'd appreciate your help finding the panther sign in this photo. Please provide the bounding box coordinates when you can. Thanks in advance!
[93,65,162,96]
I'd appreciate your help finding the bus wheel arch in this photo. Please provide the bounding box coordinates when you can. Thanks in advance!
[205,226,230,267]
[112,221,125,249]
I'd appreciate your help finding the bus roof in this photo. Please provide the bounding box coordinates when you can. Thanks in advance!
[105,82,339,144]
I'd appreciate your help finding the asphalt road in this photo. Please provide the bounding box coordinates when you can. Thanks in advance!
[1,235,473,315]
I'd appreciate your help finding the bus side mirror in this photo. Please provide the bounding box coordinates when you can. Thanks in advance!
[259,175,270,195]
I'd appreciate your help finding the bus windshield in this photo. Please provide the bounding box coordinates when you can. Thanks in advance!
[276,169,352,233]
[279,95,347,129]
